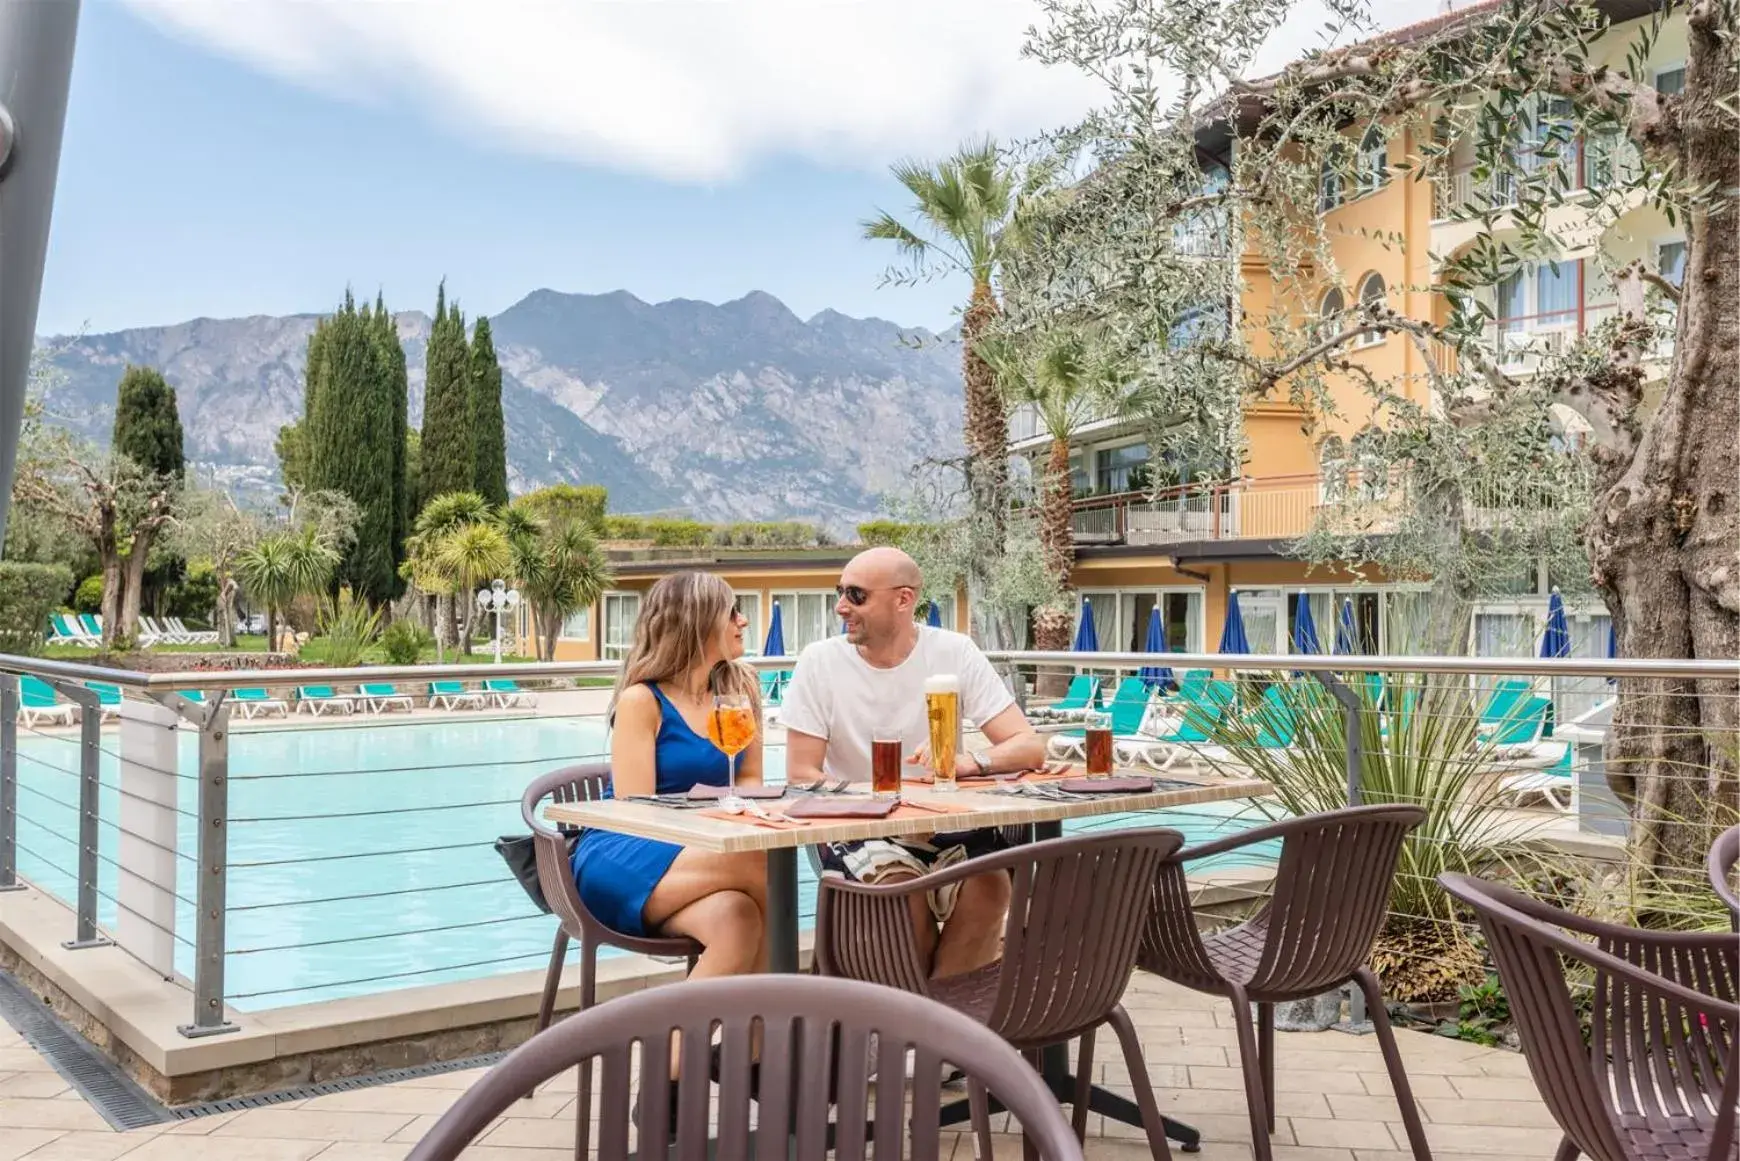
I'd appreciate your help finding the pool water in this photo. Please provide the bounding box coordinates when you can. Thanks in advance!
[13,718,1275,1010]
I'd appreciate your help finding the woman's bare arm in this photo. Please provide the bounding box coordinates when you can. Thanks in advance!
[609,685,661,796]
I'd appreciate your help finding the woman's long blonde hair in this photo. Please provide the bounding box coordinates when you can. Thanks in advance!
[608,571,758,723]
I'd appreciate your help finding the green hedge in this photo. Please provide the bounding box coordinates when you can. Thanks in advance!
[0,562,74,657]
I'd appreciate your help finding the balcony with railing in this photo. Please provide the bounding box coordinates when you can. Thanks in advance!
[1432,133,1642,223]
[1068,473,1406,547]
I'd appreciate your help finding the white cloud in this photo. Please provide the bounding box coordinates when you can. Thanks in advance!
[122,0,1108,182]
[124,0,1448,184]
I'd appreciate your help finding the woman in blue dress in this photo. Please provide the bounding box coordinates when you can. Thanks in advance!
[570,570,767,979]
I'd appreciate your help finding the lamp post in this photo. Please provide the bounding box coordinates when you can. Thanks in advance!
[475,579,520,665]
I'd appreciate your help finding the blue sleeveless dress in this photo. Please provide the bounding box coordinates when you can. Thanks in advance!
[570,683,732,937]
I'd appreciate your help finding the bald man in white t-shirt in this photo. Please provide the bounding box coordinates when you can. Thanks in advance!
[781,547,1045,980]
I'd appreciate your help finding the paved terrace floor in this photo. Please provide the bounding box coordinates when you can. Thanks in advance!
[0,973,1559,1161]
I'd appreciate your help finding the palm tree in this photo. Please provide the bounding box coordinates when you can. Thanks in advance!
[864,139,1054,639]
[501,503,613,661]
[236,526,339,649]
[403,491,492,653]
[982,326,1125,670]
[435,521,513,656]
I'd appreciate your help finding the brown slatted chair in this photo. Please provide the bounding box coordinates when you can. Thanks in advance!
[404,973,1086,1161]
[521,763,700,1157]
[1138,804,1432,1161]
[1709,824,1739,932]
[815,827,1185,1161]
[1441,873,1738,1161]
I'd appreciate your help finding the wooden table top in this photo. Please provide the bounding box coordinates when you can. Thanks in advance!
[543,772,1273,854]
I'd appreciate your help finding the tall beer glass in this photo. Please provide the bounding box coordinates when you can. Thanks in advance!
[925,674,960,793]
[871,735,902,799]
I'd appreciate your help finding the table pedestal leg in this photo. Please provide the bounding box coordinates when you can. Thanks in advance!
[765,846,799,973]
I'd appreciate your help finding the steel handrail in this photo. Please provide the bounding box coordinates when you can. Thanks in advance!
[2,648,1734,690]
[0,651,802,692]
[984,650,1739,682]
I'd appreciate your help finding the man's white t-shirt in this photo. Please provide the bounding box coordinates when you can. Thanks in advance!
[778,627,1015,784]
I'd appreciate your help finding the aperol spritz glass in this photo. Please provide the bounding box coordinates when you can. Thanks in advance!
[707,692,758,812]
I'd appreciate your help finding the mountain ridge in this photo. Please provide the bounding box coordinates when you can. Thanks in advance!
[37,288,965,531]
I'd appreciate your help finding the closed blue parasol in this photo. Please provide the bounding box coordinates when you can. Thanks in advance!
[926,601,943,628]
[1606,618,1618,684]
[1138,607,1174,691]
[763,602,786,658]
[1335,599,1359,654]
[1541,588,1570,659]
[1073,597,1100,653]
[1218,591,1250,654]
[1291,593,1322,655]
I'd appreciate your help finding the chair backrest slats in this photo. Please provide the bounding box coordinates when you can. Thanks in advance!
[989,828,1184,1042]
[403,975,1086,1161]
[1442,872,1738,1161]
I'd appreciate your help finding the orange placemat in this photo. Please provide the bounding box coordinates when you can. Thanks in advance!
[697,808,811,829]
[887,798,981,821]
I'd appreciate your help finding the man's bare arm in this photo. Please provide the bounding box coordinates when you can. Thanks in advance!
[975,703,1046,772]
[784,727,829,788]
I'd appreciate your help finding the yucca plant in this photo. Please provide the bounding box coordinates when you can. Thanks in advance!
[315,587,382,669]
[1205,672,1550,1002]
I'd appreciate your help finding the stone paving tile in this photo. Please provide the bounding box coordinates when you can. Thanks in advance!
[0,1098,111,1132]
[1417,1097,1556,1128]
[301,1146,415,1160]
[1405,1121,1564,1157]
[1289,1117,1402,1151]
[0,1073,72,1099]
[0,1130,64,1161]
[1188,1064,1371,1095]
[211,1109,420,1143]
[10,1132,138,1159]
[1358,1071,1456,1099]
[1445,1074,1544,1102]
[118,1139,331,1161]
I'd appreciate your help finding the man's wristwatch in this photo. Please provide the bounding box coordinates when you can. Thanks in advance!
[970,751,992,777]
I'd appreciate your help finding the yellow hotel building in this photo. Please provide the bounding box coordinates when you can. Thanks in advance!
[530,0,1681,676]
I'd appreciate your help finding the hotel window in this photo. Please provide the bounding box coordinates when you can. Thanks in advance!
[1351,428,1388,500]
[1654,65,1685,95]
[919,597,956,631]
[1096,443,1150,494]
[601,592,642,661]
[1657,239,1687,288]
[559,607,591,641]
[1318,150,1345,212]
[1077,589,1204,656]
[1319,287,1347,349]
[1354,272,1387,346]
[735,594,762,655]
[769,591,834,654]
[1354,127,1388,196]
[1318,435,1348,502]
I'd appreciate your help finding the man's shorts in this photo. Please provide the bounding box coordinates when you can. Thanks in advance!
[815,828,1011,923]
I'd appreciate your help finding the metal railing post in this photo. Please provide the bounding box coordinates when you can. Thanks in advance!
[49,682,109,949]
[0,674,22,892]
[177,691,237,1038]
[1309,671,1364,808]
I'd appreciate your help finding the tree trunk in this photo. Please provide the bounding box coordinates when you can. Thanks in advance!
[98,552,123,652]
[962,281,1010,646]
[216,578,237,648]
[118,528,158,647]
[265,604,278,654]
[1588,8,1739,879]
[1034,435,1078,696]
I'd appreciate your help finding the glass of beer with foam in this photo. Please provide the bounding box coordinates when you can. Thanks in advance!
[925,674,960,792]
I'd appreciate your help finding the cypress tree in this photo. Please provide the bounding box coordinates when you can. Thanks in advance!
[419,282,475,504]
[112,365,186,479]
[468,315,509,507]
[372,294,412,591]
[304,292,397,602]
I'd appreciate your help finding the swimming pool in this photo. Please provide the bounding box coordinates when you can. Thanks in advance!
[12,717,1275,1010]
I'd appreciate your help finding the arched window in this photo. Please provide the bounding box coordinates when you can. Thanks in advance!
[1351,428,1387,500]
[1356,126,1388,195]
[1319,435,1348,502]
[1318,152,1345,213]
[1355,272,1387,346]
[1319,287,1346,349]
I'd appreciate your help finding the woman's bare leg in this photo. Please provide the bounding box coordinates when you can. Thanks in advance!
[641,849,769,1076]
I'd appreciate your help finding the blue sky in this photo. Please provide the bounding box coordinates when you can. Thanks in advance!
[38,0,1437,339]
[39,1,1080,337]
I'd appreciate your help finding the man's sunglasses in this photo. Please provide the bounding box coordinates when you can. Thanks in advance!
[835,584,914,607]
